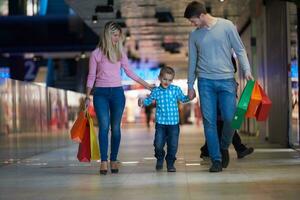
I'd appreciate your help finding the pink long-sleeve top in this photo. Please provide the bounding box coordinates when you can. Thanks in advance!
[86,48,140,88]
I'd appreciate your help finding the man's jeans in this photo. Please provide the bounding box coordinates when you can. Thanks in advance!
[93,87,125,161]
[154,123,180,164]
[198,78,236,161]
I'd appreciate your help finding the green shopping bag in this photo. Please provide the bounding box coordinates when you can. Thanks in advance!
[231,80,255,129]
[87,113,100,161]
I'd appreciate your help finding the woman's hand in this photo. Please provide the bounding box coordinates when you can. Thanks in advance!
[146,83,155,90]
[84,96,90,110]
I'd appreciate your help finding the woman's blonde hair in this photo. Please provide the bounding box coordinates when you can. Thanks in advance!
[98,21,124,63]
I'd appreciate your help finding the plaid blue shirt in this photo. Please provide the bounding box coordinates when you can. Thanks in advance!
[143,85,190,125]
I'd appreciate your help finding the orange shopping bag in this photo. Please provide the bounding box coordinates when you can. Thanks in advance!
[245,81,262,118]
[70,111,88,143]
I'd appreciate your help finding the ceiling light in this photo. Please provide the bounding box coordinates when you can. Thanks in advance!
[80,52,86,59]
[126,31,131,40]
[220,0,225,2]
[92,15,98,24]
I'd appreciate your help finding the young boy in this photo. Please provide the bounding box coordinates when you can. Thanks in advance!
[138,66,194,172]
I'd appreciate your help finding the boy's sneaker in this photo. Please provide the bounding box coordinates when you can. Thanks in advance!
[155,159,164,171]
[209,161,222,172]
[237,147,254,159]
[221,149,229,168]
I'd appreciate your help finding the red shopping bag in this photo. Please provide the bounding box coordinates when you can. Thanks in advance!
[255,84,272,121]
[245,81,262,118]
[77,124,91,162]
[70,111,88,143]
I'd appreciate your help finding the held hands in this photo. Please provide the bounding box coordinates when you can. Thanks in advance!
[138,98,144,107]
[147,83,155,90]
[188,88,196,100]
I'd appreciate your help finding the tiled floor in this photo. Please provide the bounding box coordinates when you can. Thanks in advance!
[0,125,300,200]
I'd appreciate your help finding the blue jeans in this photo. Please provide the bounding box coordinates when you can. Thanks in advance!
[198,78,236,161]
[154,123,180,164]
[93,87,125,161]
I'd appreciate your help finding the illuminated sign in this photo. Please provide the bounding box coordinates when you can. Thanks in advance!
[121,60,160,83]
[121,68,160,82]
[291,59,298,78]
[0,67,10,78]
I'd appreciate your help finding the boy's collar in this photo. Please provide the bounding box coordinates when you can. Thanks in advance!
[159,84,170,89]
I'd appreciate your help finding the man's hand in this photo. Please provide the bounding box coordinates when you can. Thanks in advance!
[188,88,196,100]
[245,73,254,81]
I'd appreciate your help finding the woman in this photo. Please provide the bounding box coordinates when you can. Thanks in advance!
[85,21,152,175]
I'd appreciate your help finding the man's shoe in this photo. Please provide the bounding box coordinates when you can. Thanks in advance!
[166,161,176,172]
[167,166,176,172]
[209,161,222,172]
[237,147,254,159]
[155,159,164,171]
[221,149,229,168]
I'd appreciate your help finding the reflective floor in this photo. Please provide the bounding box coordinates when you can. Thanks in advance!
[0,125,300,200]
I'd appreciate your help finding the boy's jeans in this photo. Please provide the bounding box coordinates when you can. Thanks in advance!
[93,87,125,162]
[154,123,180,165]
[198,78,237,162]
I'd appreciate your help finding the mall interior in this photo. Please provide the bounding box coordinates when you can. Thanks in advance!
[0,0,300,199]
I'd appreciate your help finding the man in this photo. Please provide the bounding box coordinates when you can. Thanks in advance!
[184,1,253,172]
[201,55,254,160]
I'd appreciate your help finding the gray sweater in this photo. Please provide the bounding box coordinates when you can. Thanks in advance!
[187,18,251,89]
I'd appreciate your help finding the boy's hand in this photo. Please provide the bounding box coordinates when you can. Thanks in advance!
[138,98,144,107]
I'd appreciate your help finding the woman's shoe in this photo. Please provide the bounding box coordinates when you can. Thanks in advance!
[99,161,108,175]
[110,161,119,173]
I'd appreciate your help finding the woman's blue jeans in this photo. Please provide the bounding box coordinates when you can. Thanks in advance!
[93,87,125,161]
[198,78,237,162]
[154,123,180,164]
